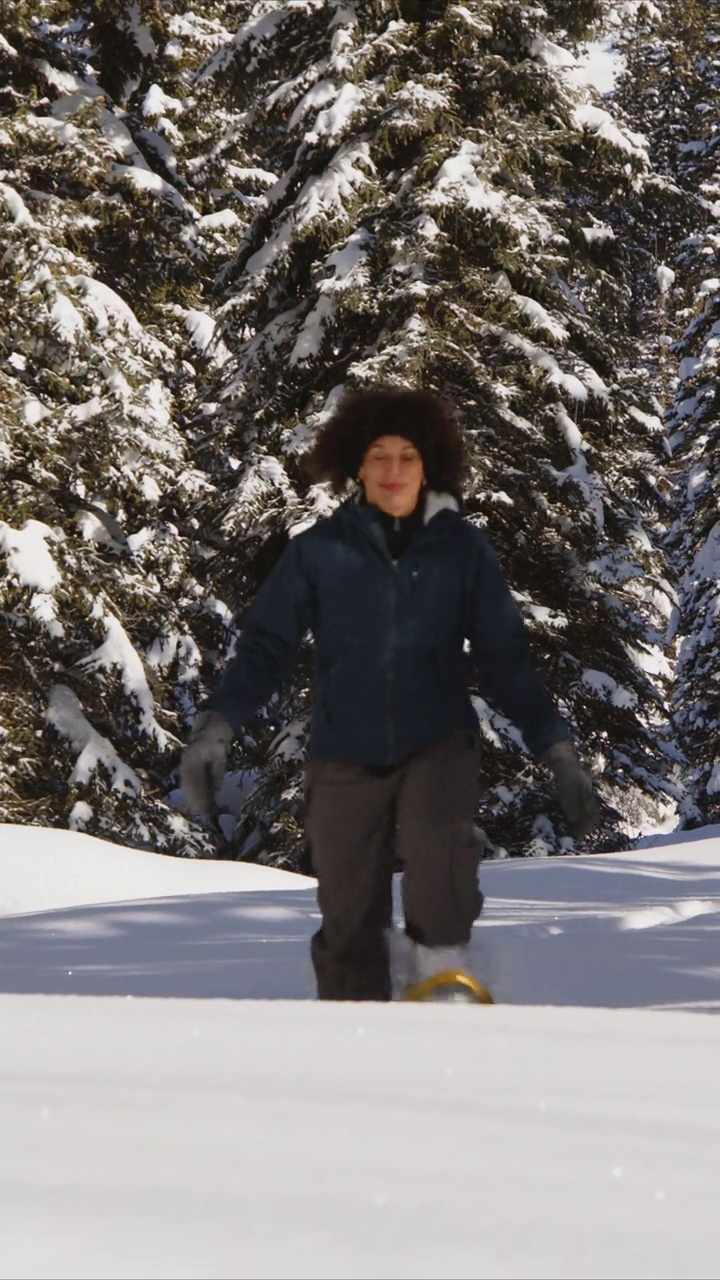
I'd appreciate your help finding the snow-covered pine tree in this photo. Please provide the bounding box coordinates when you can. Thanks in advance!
[181,0,680,864]
[0,1,253,853]
[618,1,720,826]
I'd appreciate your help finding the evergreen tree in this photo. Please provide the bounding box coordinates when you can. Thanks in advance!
[0,1,243,852]
[185,0,679,863]
[618,1,720,825]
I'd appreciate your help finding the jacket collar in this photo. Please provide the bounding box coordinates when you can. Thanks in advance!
[351,488,459,524]
[341,489,459,561]
[422,490,459,524]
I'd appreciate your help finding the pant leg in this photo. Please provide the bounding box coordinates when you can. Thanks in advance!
[304,759,398,1000]
[395,729,483,948]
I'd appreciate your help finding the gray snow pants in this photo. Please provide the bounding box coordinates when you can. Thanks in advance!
[304,728,483,1001]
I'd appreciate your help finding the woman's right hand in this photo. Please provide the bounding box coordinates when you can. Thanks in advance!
[180,710,232,815]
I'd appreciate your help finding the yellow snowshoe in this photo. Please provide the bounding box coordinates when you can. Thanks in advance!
[402,970,494,1004]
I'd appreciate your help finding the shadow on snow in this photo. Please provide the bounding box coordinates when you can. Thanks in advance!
[0,856,718,1010]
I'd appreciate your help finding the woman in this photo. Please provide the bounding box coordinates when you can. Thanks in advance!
[181,386,599,1000]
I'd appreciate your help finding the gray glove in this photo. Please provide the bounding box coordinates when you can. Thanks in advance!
[180,710,233,815]
[542,740,601,840]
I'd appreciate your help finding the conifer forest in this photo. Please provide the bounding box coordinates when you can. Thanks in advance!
[1,1,718,867]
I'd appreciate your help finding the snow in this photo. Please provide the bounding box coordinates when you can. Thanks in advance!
[581,222,615,244]
[687,520,720,584]
[21,394,50,425]
[110,161,194,215]
[482,324,592,401]
[290,229,371,364]
[574,104,648,159]
[555,402,584,453]
[35,111,81,147]
[76,611,175,750]
[198,208,240,230]
[179,308,228,366]
[0,519,61,592]
[225,163,278,187]
[197,8,288,84]
[707,765,720,797]
[288,79,338,130]
[0,181,34,227]
[54,95,149,169]
[447,4,493,37]
[35,63,104,101]
[50,291,86,343]
[529,34,576,72]
[243,140,375,283]
[0,824,310,916]
[0,822,719,1278]
[290,292,334,363]
[532,33,626,97]
[628,405,663,432]
[69,275,143,337]
[40,72,193,217]
[142,83,183,118]
[0,518,65,638]
[46,685,141,797]
[569,39,626,96]
[147,631,202,683]
[2,5,720,1269]
[390,80,450,128]
[581,668,638,709]
[294,138,376,229]
[514,294,568,342]
[676,355,702,378]
[304,80,364,143]
[430,141,507,217]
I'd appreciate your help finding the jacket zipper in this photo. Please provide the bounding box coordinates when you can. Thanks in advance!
[387,561,397,763]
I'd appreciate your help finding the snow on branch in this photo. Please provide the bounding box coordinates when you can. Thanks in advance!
[0,519,64,638]
[481,322,603,402]
[573,104,648,161]
[302,82,365,146]
[182,308,232,366]
[0,182,34,228]
[77,612,175,752]
[424,140,560,245]
[0,519,61,592]
[290,228,372,365]
[68,275,143,337]
[46,685,141,795]
[195,5,290,85]
[223,454,299,534]
[244,139,376,285]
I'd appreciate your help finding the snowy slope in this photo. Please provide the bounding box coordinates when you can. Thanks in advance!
[1,823,717,1009]
[0,824,719,1278]
[0,823,311,916]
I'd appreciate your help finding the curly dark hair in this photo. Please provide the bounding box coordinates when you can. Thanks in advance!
[304,385,467,499]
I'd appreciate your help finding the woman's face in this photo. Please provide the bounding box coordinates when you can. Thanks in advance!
[358,434,425,517]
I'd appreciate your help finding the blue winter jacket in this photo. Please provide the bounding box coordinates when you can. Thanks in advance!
[203,494,568,766]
